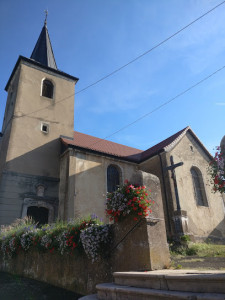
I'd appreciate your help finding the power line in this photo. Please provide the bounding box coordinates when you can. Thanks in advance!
[10,0,225,123]
[87,65,225,148]
[75,0,225,95]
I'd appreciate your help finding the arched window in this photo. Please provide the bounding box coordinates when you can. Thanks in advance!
[191,167,208,207]
[107,165,121,193]
[42,79,54,99]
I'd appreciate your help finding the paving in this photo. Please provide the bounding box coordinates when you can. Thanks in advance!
[0,272,82,300]
[172,256,225,270]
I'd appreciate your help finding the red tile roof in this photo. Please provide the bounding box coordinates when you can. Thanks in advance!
[61,126,212,162]
[61,131,143,162]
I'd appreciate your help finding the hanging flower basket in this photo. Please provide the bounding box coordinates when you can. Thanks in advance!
[105,180,153,222]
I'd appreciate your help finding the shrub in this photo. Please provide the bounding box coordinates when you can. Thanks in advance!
[180,235,191,243]
[208,146,225,193]
[186,247,197,256]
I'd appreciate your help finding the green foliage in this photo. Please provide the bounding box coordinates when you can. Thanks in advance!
[175,264,182,269]
[208,146,225,193]
[169,235,191,256]
[170,239,225,258]
[180,235,191,243]
[186,247,197,256]
[0,215,111,261]
[187,243,225,257]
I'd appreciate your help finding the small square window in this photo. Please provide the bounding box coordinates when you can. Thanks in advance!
[41,123,49,134]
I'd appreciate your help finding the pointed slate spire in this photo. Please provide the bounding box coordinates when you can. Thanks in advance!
[30,17,57,70]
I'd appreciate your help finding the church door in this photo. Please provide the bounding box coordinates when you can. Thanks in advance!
[27,206,49,225]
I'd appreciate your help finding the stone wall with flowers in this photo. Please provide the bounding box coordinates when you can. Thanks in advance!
[0,171,170,295]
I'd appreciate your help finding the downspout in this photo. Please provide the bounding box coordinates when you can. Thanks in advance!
[158,152,171,234]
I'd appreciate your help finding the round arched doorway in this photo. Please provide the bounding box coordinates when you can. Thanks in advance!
[27,206,49,225]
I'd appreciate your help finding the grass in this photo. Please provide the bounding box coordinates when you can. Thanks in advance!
[169,235,225,258]
[179,258,205,263]
[170,241,225,270]
[187,243,225,258]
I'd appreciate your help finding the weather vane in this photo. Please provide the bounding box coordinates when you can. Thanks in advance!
[44,9,48,25]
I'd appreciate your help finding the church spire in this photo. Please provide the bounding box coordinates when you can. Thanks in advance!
[30,13,57,70]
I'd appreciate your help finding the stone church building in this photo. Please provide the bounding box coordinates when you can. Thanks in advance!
[0,22,224,242]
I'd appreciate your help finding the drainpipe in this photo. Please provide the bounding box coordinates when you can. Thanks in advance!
[158,152,171,234]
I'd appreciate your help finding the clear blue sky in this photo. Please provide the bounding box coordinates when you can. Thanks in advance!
[0,0,224,154]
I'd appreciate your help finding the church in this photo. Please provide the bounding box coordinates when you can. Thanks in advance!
[0,21,224,242]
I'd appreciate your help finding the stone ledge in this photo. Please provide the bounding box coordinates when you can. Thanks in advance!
[113,270,225,293]
[96,283,225,300]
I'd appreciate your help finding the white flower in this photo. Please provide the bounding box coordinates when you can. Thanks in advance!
[80,225,111,262]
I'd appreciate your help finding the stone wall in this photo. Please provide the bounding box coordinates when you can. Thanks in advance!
[0,251,111,295]
[140,132,225,242]
[0,171,59,226]
[0,216,170,295]
[59,149,140,222]
[171,132,225,240]
[0,172,170,295]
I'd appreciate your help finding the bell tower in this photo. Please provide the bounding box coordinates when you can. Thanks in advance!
[0,19,78,225]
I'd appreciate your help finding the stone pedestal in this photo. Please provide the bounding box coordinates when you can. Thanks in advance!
[172,210,189,237]
[111,171,170,271]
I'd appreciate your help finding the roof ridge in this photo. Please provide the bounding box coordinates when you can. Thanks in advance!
[186,127,213,160]
[140,126,190,162]
[163,126,190,152]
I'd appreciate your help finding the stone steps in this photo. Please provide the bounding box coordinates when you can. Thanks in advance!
[113,270,225,293]
[96,282,225,300]
[79,269,225,300]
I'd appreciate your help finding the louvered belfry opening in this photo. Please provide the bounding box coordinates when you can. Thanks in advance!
[42,79,53,98]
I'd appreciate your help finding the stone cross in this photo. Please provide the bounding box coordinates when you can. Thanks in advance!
[165,156,183,211]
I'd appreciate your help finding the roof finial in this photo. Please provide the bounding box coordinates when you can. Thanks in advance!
[44,9,48,26]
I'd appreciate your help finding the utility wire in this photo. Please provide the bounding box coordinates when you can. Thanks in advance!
[9,0,225,124]
[87,65,225,148]
[75,0,225,95]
